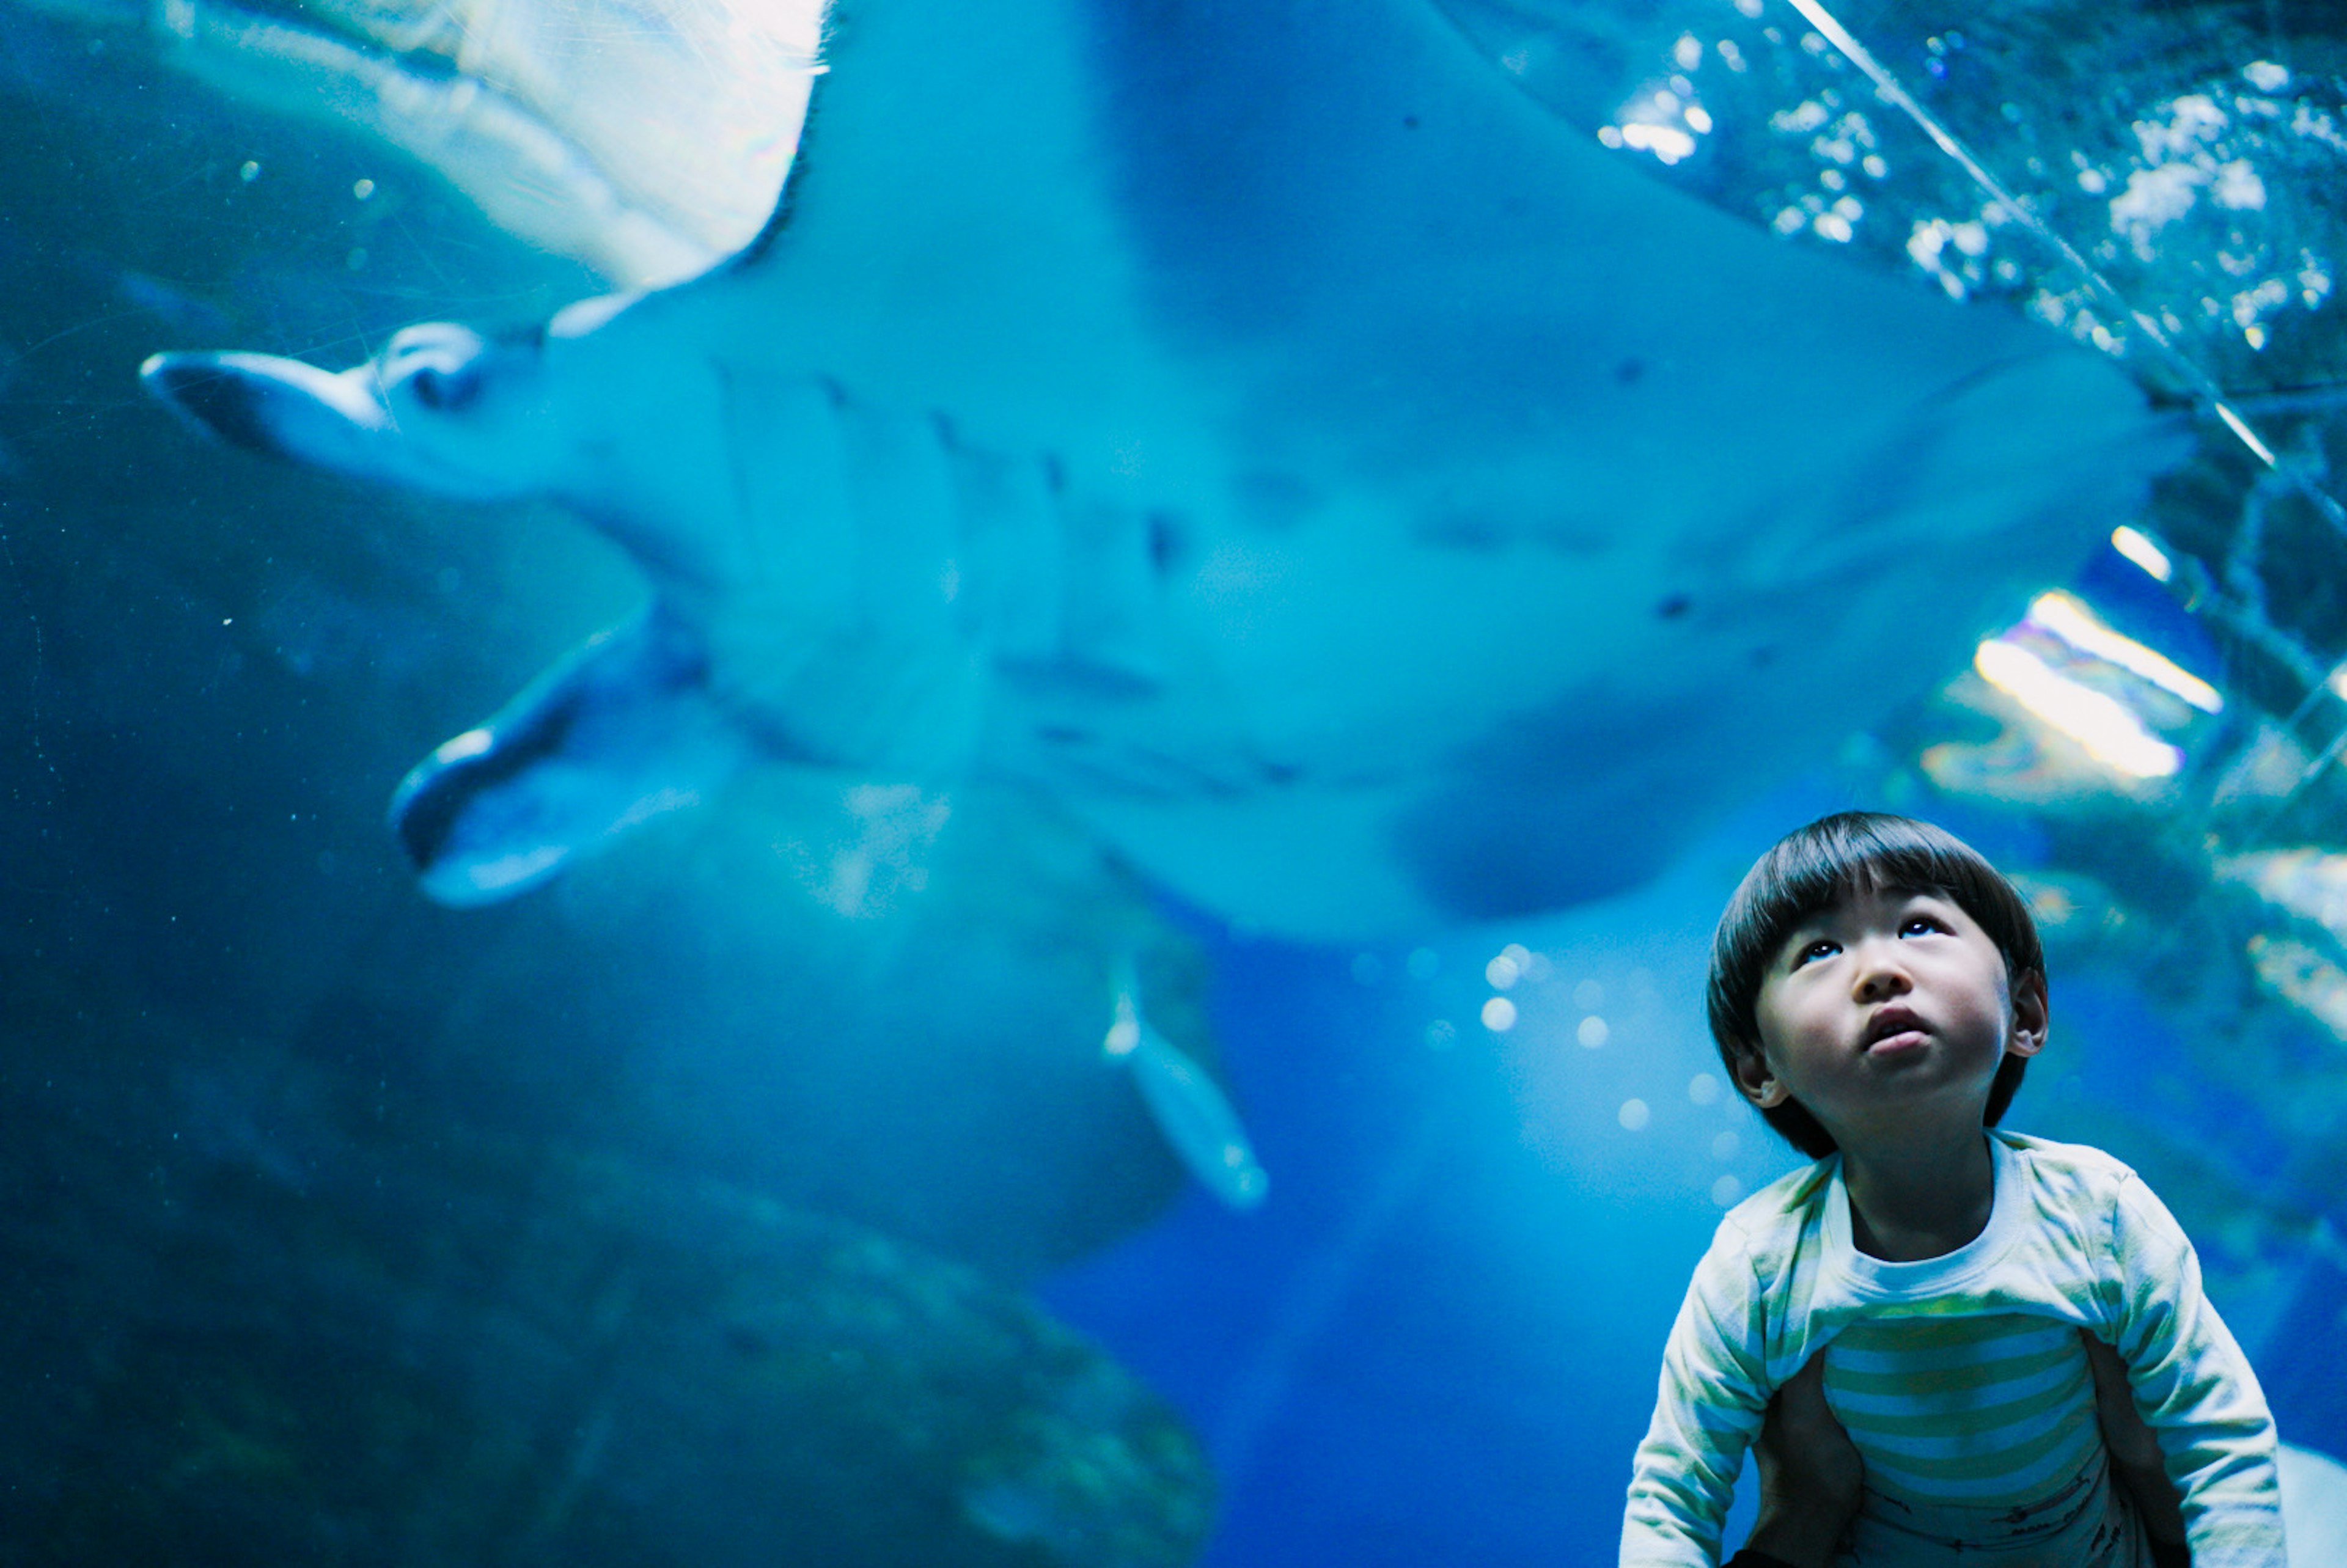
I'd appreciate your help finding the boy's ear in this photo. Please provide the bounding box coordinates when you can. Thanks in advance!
[2005,967,2050,1060]
[1729,1044,1790,1108]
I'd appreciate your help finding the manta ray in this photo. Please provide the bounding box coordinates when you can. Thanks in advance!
[143,0,2176,947]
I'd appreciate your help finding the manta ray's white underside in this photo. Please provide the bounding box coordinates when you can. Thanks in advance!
[142,0,2178,941]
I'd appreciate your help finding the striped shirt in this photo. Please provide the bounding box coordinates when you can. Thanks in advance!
[1620,1131,2285,1566]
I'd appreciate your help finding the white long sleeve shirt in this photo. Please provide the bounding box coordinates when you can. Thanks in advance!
[1620,1130,2285,1566]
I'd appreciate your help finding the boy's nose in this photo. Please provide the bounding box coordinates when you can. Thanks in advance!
[1850,945,1912,1000]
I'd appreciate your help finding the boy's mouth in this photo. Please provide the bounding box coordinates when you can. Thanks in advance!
[1864,1007,1927,1053]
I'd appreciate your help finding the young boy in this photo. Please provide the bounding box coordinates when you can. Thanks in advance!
[1620,812,2285,1567]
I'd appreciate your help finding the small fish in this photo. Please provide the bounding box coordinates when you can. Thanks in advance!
[1106,975,1267,1212]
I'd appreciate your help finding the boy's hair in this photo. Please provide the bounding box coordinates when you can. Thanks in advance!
[1706,811,2045,1159]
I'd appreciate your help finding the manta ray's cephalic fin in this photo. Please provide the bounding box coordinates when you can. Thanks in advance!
[390,604,751,906]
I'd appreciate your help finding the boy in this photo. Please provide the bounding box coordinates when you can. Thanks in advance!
[1620,812,2285,1567]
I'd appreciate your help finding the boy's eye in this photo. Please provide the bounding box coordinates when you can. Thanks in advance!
[1900,914,1944,937]
[1792,939,1839,969]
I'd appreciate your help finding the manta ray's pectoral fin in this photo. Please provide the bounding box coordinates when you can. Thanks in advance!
[1730,348,2181,594]
[1105,962,1268,1211]
[390,604,748,906]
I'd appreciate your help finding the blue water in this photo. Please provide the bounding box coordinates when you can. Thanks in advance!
[1045,799,2347,1563]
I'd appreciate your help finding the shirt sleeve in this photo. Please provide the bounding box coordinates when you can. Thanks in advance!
[1620,1229,1775,1568]
[2102,1173,2288,1568]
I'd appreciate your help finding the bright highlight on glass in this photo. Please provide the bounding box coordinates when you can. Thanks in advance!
[2109,525,2173,581]
[1482,996,1518,1032]
[2217,849,2347,937]
[1600,81,1712,167]
[2027,592,2220,713]
[1973,640,2183,778]
[435,727,494,764]
[1604,122,1699,163]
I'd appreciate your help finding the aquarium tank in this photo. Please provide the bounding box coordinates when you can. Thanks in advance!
[0,0,2343,1561]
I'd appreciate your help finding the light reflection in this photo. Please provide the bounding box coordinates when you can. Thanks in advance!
[2217,849,2347,939]
[1618,1098,1651,1131]
[1616,122,1699,164]
[435,727,494,763]
[1103,1014,1142,1057]
[2247,934,2347,1038]
[1577,1015,1610,1048]
[1688,1072,1721,1105]
[1605,76,1714,166]
[1711,1174,1746,1209]
[1482,996,1518,1032]
[2110,525,2173,581]
[1972,640,2184,778]
[2026,591,2221,713]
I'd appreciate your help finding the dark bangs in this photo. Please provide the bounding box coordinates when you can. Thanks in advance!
[1705,812,2044,1158]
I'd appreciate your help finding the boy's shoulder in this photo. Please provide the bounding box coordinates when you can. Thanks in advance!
[1706,1132,2148,1269]
[1989,1127,2142,1198]
[1710,1157,1836,1267]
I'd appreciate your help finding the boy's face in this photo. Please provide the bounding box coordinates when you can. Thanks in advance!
[1734,880,2047,1150]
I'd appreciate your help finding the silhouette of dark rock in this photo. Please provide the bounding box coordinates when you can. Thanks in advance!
[0,959,1213,1567]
